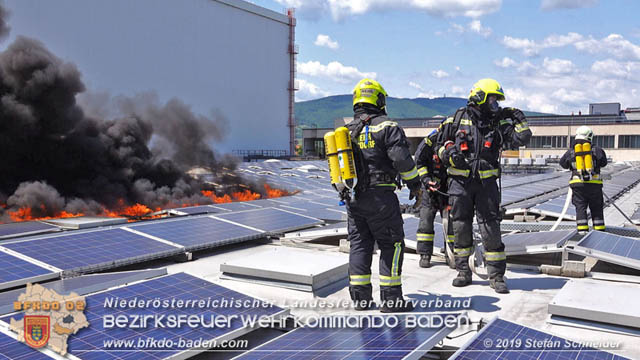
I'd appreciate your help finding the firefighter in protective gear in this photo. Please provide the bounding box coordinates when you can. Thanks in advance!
[414,130,455,268]
[437,78,531,294]
[559,126,608,234]
[347,78,420,313]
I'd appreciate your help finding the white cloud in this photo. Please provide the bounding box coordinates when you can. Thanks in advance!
[432,70,450,78]
[541,0,598,11]
[450,22,465,33]
[574,34,640,61]
[297,61,376,83]
[501,32,583,56]
[448,20,492,37]
[275,0,502,21]
[494,57,517,68]
[542,57,575,75]
[314,34,339,50]
[502,36,540,56]
[498,52,639,114]
[591,59,640,79]
[450,86,467,97]
[469,20,492,37]
[409,81,425,91]
[296,79,330,101]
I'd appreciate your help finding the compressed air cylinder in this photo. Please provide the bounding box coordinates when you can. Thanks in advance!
[574,143,584,171]
[583,142,593,172]
[334,127,358,190]
[324,132,341,187]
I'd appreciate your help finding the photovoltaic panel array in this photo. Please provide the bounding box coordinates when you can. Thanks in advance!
[451,318,629,360]
[2,228,181,273]
[2,272,285,360]
[170,205,226,215]
[213,207,322,233]
[130,216,264,250]
[0,332,53,360]
[0,251,54,289]
[570,231,640,270]
[403,216,445,251]
[501,230,575,255]
[234,315,458,360]
[0,221,60,240]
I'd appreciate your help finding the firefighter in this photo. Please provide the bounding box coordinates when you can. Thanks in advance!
[415,130,455,268]
[559,126,608,234]
[437,78,531,294]
[346,78,421,313]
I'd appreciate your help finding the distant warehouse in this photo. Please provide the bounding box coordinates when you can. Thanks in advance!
[302,103,640,161]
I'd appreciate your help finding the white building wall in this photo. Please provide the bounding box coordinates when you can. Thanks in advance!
[5,0,291,153]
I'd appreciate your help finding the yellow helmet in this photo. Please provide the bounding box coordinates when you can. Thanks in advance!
[353,78,387,110]
[469,78,505,105]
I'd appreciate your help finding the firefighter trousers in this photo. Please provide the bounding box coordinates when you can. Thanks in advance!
[417,190,454,256]
[347,187,406,302]
[572,183,605,232]
[448,177,506,280]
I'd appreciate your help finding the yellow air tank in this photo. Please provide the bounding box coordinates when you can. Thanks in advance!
[574,143,584,171]
[324,132,342,187]
[334,127,358,191]
[583,142,593,173]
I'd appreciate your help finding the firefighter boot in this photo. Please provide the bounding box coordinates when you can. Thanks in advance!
[489,276,510,294]
[419,255,431,268]
[380,287,414,313]
[349,286,374,311]
[452,271,472,287]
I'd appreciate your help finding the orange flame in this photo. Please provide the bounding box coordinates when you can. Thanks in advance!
[8,207,84,222]
[264,184,292,198]
[232,190,261,202]
[201,190,232,203]
[2,184,291,223]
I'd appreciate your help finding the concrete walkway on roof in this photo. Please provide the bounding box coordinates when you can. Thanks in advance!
[164,240,640,359]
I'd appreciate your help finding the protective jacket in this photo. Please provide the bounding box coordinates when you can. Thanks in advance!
[415,132,447,187]
[346,108,419,190]
[559,146,608,186]
[437,106,532,180]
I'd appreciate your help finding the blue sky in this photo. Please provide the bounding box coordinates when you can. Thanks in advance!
[254,0,640,114]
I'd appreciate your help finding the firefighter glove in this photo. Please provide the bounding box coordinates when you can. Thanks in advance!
[503,107,526,124]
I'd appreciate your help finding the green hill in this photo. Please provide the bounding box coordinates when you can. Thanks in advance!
[295,95,551,129]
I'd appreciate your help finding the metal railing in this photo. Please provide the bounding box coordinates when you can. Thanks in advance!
[232,150,290,162]
[392,115,637,128]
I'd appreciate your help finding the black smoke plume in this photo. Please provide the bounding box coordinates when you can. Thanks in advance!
[0,3,268,221]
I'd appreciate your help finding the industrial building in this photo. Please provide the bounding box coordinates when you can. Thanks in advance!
[5,0,297,154]
[302,103,640,161]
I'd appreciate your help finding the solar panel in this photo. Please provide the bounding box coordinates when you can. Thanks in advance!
[2,272,285,359]
[451,318,629,359]
[532,194,576,218]
[0,221,60,240]
[0,269,166,316]
[169,205,225,215]
[502,230,575,255]
[570,231,640,270]
[403,216,445,251]
[129,216,264,250]
[0,331,53,360]
[210,201,263,212]
[0,251,56,290]
[2,228,182,272]
[213,207,322,233]
[234,315,458,360]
